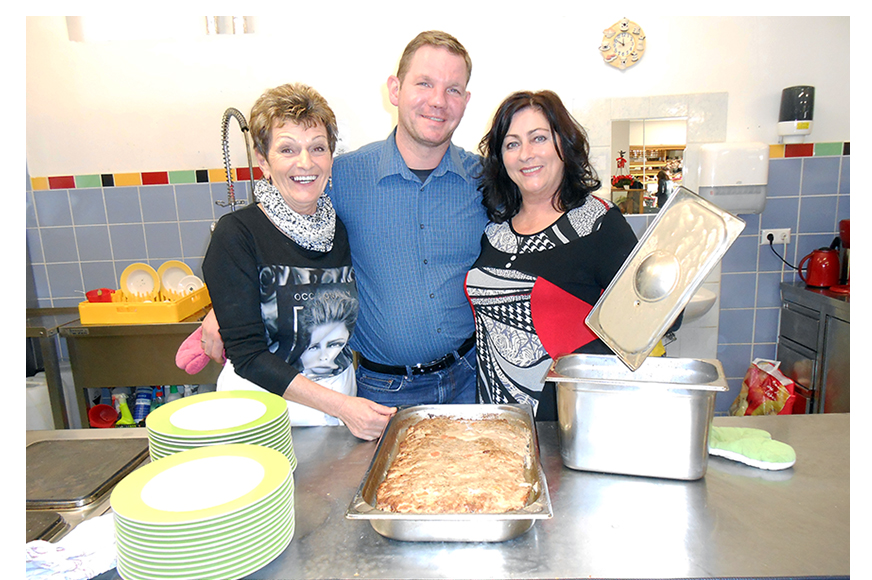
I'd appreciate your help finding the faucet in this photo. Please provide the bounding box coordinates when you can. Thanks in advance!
[217,107,256,214]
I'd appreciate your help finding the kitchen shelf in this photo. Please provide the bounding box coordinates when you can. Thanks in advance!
[628,144,685,185]
[59,309,222,427]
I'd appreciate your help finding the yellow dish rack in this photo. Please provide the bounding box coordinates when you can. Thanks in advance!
[78,285,211,325]
[78,261,212,325]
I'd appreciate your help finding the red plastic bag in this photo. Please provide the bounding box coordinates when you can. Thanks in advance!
[730,359,796,416]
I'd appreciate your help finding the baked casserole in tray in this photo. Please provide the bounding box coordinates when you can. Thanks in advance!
[345,404,552,542]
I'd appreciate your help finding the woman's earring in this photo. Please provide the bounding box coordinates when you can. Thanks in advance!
[328,176,333,190]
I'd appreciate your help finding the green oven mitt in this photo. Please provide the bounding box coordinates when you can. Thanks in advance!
[708,426,796,470]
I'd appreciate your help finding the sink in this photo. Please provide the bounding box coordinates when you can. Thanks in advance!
[683,288,717,322]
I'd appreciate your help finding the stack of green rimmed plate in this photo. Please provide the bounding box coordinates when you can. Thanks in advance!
[111,443,294,580]
[145,391,295,470]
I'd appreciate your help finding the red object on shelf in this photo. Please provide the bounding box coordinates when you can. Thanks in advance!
[88,404,118,428]
[85,288,115,303]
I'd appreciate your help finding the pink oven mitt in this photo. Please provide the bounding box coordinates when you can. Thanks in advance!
[175,326,221,375]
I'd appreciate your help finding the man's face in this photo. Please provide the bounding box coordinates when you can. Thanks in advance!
[388,45,470,153]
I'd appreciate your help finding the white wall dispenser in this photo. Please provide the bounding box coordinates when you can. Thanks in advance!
[683,142,769,215]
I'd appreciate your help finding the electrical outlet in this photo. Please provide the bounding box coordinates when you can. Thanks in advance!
[761,228,791,245]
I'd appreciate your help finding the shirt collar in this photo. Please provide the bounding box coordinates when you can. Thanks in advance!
[376,127,476,186]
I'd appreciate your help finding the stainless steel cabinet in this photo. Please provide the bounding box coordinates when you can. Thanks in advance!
[777,283,850,413]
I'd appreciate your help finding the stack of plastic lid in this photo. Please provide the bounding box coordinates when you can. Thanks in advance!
[111,444,294,580]
[145,391,296,470]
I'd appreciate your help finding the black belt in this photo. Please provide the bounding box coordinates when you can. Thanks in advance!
[358,336,475,376]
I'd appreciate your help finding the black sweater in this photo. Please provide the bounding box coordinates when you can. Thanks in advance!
[202,204,357,396]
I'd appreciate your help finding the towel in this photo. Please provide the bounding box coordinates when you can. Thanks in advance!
[26,512,116,580]
[708,425,796,470]
[175,326,216,375]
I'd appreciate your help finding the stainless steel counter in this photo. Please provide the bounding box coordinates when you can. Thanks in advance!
[79,414,848,579]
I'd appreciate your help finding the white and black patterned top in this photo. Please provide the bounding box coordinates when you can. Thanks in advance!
[465,196,637,420]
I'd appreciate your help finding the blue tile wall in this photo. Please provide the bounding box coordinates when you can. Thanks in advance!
[716,155,850,412]
[26,179,249,308]
[24,155,851,411]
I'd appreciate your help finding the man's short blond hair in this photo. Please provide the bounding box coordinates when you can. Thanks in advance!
[395,30,472,85]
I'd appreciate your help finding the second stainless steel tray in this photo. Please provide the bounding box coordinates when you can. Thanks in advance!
[346,404,552,542]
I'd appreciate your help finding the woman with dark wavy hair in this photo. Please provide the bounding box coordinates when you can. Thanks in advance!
[465,90,638,421]
[477,90,603,222]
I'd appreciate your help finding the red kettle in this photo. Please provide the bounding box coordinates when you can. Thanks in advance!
[799,245,840,288]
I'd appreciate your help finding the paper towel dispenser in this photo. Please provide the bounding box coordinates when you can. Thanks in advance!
[684,142,769,215]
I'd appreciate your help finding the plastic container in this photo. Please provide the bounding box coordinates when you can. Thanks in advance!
[152,386,166,411]
[166,386,182,403]
[88,404,119,428]
[115,394,136,427]
[132,387,153,425]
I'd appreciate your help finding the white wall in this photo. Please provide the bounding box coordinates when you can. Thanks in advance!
[629,120,687,147]
[25,13,850,177]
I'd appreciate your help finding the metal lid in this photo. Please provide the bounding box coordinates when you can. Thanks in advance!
[26,438,150,510]
[586,186,745,370]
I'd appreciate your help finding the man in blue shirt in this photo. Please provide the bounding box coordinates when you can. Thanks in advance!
[331,31,488,407]
[200,31,487,411]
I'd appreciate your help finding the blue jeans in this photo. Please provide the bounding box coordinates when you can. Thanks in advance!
[355,346,478,407]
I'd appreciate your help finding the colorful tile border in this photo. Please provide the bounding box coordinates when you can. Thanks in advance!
[30,167,265,191]
[768,141,850,159]
[29,142,848,191]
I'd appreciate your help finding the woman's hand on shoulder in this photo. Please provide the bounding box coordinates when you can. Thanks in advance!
[336,396,396,441]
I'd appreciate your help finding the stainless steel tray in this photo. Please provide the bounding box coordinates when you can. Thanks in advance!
[27,437,150,510]
[346,404,552,542]
[587,186,745,370]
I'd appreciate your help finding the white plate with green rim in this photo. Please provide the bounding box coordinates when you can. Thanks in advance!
[113,481,293,536]
[146,429,290,453]
[111,444,290,526]
[117,519,293,578]
[146,418,291,449]
[113,482,293,537]
[146,418,291,445]
[114,500,293,552]
[145,408,291,442]
[147,435,295,466]
[117,539,291,580]
[113,473,293,533]
[145,390,289,439]
[118,523,293,576]
[115,509,293,562]
[116,517,294,567]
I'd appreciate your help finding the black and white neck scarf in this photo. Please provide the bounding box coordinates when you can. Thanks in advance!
[254,178,335,252]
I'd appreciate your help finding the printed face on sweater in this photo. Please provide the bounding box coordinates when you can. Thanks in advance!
[298,320,350,378]
[257,121,333,215]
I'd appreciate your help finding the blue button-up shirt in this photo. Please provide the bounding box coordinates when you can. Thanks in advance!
[330,129,488,366]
